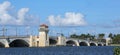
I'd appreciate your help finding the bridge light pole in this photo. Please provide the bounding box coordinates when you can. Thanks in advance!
[0,27,7,37]
[16,27,18,37]
[57,33,63,37]
[25,25,30,36]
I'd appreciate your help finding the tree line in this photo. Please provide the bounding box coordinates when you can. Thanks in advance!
[70,33,120,44]
[108,33,120,44]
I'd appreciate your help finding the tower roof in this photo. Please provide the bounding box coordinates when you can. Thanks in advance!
[40,24,48,28]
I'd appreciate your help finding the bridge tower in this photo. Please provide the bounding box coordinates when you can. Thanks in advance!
[39,24,49,47]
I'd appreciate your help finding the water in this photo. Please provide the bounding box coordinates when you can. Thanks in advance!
[0,46,114,55]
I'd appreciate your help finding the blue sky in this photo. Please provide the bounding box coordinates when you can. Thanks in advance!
[0,0,120,37]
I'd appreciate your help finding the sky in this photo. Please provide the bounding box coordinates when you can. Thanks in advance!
[0,0,120,37]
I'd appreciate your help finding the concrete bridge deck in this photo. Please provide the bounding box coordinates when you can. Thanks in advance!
[0,24,107,47]
[0,36,106,48]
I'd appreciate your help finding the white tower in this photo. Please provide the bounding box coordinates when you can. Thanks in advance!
[39,24,49,47]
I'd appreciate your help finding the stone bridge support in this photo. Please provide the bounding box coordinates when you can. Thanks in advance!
[57,36,66,46]
[0,39,9,48]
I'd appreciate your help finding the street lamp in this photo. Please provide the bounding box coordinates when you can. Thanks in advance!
[0,27,7,37]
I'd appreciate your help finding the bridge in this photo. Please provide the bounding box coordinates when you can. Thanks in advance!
[49,37,106,46]
[0,24,107,47]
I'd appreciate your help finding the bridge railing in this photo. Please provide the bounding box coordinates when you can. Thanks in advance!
[67,37,106,43]
[0,35,31,38]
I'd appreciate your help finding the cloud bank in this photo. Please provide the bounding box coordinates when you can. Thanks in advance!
[48,12,87,26]
[0,1,39,25]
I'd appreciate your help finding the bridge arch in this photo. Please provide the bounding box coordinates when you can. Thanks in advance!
[0,42,5,47]
[90,43,97,46]
[103,44,106,46]
[66,40,78,46]
[9,39,29,47]
[98,43,102,46]
[49,38,57,45]
[79,42,89,46]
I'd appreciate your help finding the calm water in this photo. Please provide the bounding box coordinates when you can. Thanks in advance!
[0,46,114,55]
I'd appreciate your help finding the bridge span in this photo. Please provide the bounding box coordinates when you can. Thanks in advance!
[0,36,106,48]
[0,24,107,47]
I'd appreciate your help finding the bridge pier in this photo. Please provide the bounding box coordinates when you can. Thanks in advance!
[0,39,9,48]
[5,43,9,48]
[57,36,66,46]
[29,35,33,47]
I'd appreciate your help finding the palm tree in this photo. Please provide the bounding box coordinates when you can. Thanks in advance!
[108,33,113,39]
[70,34,77,38]
[98,33,105,42]
[98,33,105,39]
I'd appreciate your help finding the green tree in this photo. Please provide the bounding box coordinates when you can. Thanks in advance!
[98,33,105,42]
[98,33,105,39]
[90,35,96,40]
[86,33,90,38]
[70,33,96,41]
[61,33,64,36]
[86,33,95,40]
[108,33,113,39]
[114,47,120,55]
[113,34,120,44]
[70,34,77,38]
[80,34,86,39]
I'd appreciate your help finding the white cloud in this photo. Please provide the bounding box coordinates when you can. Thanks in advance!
[0,1,39,25]
[87,30,97,34]
[48,12,87,26]
[16,8,29,25]
[0,1,12,24]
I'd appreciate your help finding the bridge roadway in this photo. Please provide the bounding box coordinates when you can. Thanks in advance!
[0,36,106,48]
